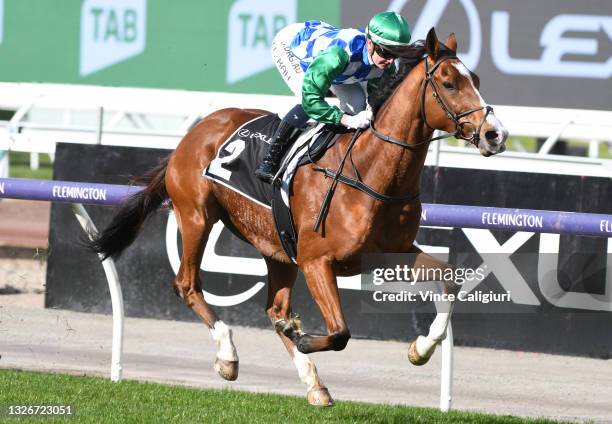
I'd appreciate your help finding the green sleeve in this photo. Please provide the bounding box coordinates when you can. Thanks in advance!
[366,62,396,103]
[301,46,349,125]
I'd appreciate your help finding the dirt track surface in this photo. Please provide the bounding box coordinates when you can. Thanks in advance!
[1,299,611,423]
[0,199,50,249]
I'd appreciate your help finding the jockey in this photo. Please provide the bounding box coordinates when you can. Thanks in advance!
[255,11,412,183]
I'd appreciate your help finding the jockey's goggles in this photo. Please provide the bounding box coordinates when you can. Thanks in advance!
[373,43,397,60]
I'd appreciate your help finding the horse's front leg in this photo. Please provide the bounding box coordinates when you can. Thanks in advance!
[406,246,459,365]
[264,258,333,406]
[284,257,351,354]
[408,302,455,365]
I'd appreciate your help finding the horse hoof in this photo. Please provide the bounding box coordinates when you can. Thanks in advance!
[307,387,334,407]
[214,358,239,381]
[408,340,431,366]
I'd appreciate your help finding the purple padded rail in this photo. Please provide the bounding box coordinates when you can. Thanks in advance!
[0,178,141,206]
[420,203,612,238]
[1,178,611,237]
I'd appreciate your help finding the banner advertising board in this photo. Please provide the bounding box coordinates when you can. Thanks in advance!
[0,1,609,109]
[0,0,339,94]
[342,0,612,110]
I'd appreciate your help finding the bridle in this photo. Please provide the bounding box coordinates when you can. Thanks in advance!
[311,54,496,231]
[370,54,494,149]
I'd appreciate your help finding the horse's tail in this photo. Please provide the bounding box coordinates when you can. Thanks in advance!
[89,156,170,260]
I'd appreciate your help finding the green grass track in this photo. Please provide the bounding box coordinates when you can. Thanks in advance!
[0,369,567,423]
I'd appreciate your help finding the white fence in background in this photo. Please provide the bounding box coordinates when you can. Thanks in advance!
[1,82,612,178]
[0,150,8,178]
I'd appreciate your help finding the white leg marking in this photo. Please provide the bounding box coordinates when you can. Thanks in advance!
[292,347,322,390]
[210,321,238,362]
[416,308,453,357]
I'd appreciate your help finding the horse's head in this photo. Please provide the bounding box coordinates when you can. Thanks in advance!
[422,28,507,156]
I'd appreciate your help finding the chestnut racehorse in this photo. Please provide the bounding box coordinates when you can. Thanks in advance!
[91,29,507,406]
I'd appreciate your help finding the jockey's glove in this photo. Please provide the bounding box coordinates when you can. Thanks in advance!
[341,109,373,129]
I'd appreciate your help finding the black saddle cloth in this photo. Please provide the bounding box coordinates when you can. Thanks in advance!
[204,113,341,209]
[203,112,346,262]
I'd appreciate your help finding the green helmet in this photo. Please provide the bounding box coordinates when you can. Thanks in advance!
[366,11,411,47]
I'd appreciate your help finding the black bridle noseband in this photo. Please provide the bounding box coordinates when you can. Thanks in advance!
[370,55,494,149]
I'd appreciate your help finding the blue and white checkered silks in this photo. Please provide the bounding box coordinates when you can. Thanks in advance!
[289,21,384,85]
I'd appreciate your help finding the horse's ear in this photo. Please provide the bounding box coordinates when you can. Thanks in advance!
[445,33,457,53]
[425,27,440,60]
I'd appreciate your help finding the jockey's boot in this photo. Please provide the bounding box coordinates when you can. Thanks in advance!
[254,120,295,183]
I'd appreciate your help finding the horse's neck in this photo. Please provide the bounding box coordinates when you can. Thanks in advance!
[358,63,432,197]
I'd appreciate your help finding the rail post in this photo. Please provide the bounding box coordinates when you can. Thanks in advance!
[70,203,124,382]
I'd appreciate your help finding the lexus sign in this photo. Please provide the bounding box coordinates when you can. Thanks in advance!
[342,0,612,110]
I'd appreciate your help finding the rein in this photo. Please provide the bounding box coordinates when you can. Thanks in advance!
[311,55,494,233]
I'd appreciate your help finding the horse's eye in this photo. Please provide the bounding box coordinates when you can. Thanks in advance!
[442,81,455,90]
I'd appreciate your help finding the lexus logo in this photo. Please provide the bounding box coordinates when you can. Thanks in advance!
[166,213,266,307]
[389,0,481,69]
[388,0,612,79]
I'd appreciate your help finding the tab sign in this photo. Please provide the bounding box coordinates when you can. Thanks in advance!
[227,0,296,84]
[80,0,147,76]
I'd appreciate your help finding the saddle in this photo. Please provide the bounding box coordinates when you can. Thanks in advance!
[204,113,345,262]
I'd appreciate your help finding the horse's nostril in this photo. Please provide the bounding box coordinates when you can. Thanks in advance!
[485,131,499,143]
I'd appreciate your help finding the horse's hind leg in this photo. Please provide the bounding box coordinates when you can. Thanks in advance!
[406,245,458,366]
[264,258,333,406]
[172,197,239,381]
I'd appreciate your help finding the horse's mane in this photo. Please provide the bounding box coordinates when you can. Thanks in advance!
[369,40,454,115]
